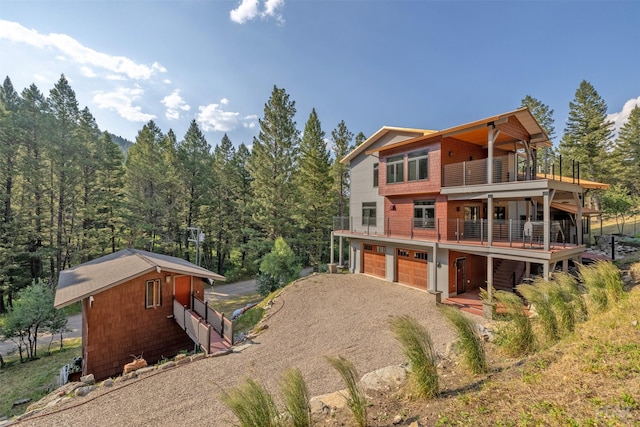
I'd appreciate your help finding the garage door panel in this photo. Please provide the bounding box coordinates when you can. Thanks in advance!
[363,244,386,278]
[396,249,428,290]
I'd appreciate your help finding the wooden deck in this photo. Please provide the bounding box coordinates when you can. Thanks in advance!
[442,288,484,316]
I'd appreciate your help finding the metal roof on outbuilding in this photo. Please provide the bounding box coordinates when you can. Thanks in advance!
[54,249,225,308]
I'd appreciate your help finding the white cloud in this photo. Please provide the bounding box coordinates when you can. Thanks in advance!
[80,66,96,78]
[197,100,241,132]
[0,19,166,80]
[242,114,258,129]
[107,75,126,81]
[163,79,172,84]
[220,98,229,105]
[161,89,191,120]
[607,96,640,139]
[230,0,260,24]
[230,0,285,24]
[92,86,156,122]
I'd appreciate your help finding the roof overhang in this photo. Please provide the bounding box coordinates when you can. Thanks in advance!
[340,126,435,164]
[551,202,602,216]
[366,108,551,156]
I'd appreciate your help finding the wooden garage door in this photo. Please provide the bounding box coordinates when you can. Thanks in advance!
[363,244,386,278]
[396,249,428,290]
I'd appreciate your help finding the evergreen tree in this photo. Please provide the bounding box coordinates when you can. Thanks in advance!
[47,74,81,282]
[330,120,354,220]
[248,86,300,243]
[295,109,332,267]
[232,143,257,275]
[124,121,168,251]
[613,105,640,193]
[520,95,556,171]
[558,80,613,188]
[160,129,184,256]
[355,132,367,146]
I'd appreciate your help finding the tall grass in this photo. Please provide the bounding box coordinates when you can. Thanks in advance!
[518,281,559,342]
[579,261,625,313]
[325,356,368,427]
[494,290,536,356]
[280,368,311,427]
[389,315,439,398]
[440,307,488,374]
[548,272,586,332]
[220,378,280,427]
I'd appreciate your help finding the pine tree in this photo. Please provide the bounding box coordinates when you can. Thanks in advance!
[248,86,300,243]
[330,120,354,220]
[160,129,184,256]
[355,132,367,146]
[558,81,614,186]
[520,95,556,171]
[613,105,640,193]
[296,108,332,267]
[232,143,256,274]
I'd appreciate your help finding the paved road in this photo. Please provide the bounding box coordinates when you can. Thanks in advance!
[0,313,82,357]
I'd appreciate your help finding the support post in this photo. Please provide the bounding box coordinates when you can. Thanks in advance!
[487,194,493,247]
[543,191,551,250]
[338,236,343,266]
[330,231,335,265]
[488,124,494,184]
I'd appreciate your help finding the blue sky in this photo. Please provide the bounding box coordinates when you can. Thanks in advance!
[1,0,638,150]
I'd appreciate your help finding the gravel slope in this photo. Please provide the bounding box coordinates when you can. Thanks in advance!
[17,273,473,426]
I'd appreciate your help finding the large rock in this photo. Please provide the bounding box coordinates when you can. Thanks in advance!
[359,365,407,391]
[309,390,348,414]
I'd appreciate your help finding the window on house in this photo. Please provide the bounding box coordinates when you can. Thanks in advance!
[397,249,409,257]
[408,150,429,181]
[362,202,377,226]
[414,252,427,261]
[145,279,161,308]
[414,200,436,229]
[386,155,404,184]
[373,163,379,187]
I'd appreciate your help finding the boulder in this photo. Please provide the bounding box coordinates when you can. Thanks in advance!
[359,365,407,391]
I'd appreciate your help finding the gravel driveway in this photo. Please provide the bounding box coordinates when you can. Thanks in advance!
[16,273,473,426]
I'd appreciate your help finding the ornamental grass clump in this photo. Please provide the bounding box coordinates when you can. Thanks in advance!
[389,315,439,399]
[579,261,624,313]
[517,280,559,343]
[220,378,280,427]
[280,368,311,427]
[494,290,536,356]
[441,306,488,374]
[325,356,368,427]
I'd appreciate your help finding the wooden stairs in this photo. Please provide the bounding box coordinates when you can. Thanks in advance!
[492,259,526,292]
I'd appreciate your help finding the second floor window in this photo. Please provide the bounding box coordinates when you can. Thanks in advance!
[373,163,378,187]
[362,202,376,226]
[408,150,429,181]
[386,155,404,184]
[145,279,161,308]
[414,200,435,229]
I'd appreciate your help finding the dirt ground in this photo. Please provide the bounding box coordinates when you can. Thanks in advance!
[14,273,481,427]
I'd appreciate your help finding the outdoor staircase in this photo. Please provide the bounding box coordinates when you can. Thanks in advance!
[492,259,525,292]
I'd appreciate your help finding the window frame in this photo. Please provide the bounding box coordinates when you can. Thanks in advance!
[373,163,379,187]
[145,279,162,309]
[414,200,436,229]
[408,150,429,181]
[362,202,377,226]
[386,155,404,184]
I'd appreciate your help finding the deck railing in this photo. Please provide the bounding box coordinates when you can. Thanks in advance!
[192,294,234,345]
[173,299,211,353]
[333,216,570,248]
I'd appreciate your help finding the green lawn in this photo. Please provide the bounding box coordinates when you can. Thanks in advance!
[0,338,82,418]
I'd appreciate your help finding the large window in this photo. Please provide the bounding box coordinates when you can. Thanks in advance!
[386,155,404,184]
[373,163,379,187]
[408,150,429,181]
[145,279,161,308]
[414,200,435,229]
[362,202,376,226]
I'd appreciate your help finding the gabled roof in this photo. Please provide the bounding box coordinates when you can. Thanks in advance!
[366,108,551,156]
[340,126,436,164]
[54,249,225,308]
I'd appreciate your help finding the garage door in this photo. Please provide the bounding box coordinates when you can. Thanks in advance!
[396,249,428,290]
[363,244,386,278]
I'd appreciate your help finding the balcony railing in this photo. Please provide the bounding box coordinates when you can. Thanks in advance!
[442,154,581,187]
[333,216,571,249]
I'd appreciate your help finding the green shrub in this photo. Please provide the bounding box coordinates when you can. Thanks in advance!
[257,237,301,296]
[494,291,536,356]
[441,307,488,374]
[220,378,280,427]
[325,356,368,427]
[389,315,439,398]
[280,368,311,427]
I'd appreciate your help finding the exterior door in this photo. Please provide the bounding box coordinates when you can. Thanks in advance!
[174,276,191,308]
[455,257,466,294]
[464,206,480,238]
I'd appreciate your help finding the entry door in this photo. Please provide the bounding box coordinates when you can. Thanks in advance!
[456,257,466,294]
[174,276,191,308]
[464,206,480,238]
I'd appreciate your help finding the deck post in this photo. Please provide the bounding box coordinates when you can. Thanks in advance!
[487,124,494,184]
[339,235,343,266]
[487,194,493,247]
[543,191,551,250]
[330,231,335,265]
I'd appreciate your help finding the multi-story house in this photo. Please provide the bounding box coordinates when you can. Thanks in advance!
[331,108,607,303]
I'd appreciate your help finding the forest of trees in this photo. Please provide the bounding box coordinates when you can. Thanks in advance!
[0,74,638,313]
[0,75,365,313]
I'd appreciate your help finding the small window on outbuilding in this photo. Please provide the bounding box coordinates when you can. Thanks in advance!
[145,279,161,308]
